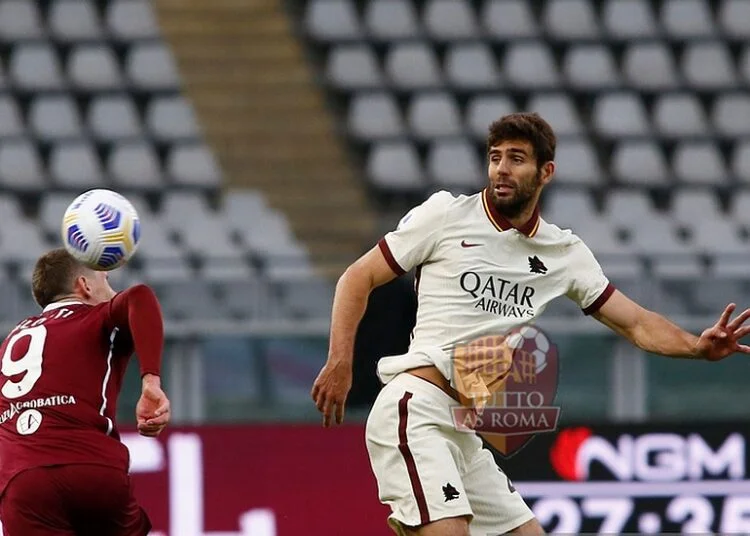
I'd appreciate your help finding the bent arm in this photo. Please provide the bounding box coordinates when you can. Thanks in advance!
[328,245,401,367]
[109,284,165,376]
[593,289,700,359]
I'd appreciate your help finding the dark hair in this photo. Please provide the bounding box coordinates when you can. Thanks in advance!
[31,248,86,308]
[487,113,557,167]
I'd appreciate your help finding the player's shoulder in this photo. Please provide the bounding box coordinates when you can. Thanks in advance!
[421,189,480,214]
[535,218,588,251]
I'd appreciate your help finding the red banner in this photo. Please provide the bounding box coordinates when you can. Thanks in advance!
[121,424,392,536]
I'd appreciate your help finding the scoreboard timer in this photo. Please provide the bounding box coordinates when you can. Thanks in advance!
[498,422,750,534]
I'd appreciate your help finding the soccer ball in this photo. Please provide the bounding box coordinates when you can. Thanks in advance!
[61,189,141,271]
[507,325,551,374]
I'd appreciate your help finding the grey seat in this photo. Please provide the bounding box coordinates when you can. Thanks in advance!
[220,279,277,320]
[167,144,222,187]
[611,141,669,186]
[526,93,583,136]
[563,45,620,89]
[0,140,46,191]
[592,93,650,138]
[49,0,102,40]
[161,192,212,230]
[386,43,442,89]
[542,0,600,39]
[553,139,603,185]
[653,94,708,138]
[682,43,736,89]
[731,141,750,184]
[88,95,142,140]
[713,94,750,137]
[602,0,658,39]
[466,95,515,139]
[326,45,383,89]
[444,43,500,89]
[364,0,420,40]
[424,0,478,40]
[628,217,691,255]
[482,0,538,39]
[0,0,44,39]
[305,0,361,41]
[126,43,180,89]
[367,142,424,191]
[544,190,597,230]
[719,0,750,38]
[10,44,65,90]
[108,142,163,190]
[0,97,25,138]
[69,45,123,90]
[29,95,82,141]
[671,190,723,226]
[407,93,462,140]
[348,93,404,139]
[622,43,680,90]
[661,0,715,38]
[427,139,482,190]
[741,46,750,86]
[672,141,727,185]
[730,189,750,225]
[689,219,746,255]
[504,43,559,88]
[605,190,658,227]
[146,96,200,141]
[49,141,104,188]
[107,0,160,40]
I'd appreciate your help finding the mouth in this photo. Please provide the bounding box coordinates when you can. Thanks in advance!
[493,184,515,195]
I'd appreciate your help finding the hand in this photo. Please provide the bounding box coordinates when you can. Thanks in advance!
[696,303,750,361]
[136,375,170,437]
[311,360,352,427]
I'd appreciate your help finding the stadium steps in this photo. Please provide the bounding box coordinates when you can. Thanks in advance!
[154,0,377,278]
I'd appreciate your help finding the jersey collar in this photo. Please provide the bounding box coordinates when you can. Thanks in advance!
[43,300,84,313]
[481,188,540,238]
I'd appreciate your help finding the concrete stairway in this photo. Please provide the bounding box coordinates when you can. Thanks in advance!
[153,0,377,277]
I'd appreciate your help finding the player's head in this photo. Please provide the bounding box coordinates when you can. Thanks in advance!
[486,113,557,218]
[32,248,116,308]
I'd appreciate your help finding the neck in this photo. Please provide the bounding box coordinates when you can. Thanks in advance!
[504,203,538,229]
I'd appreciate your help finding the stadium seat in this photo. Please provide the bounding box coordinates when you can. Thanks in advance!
[527,93,583,137]
[107,142,163,190]
[364,0,420,40]
[107,0,160,40]
[604,190,659,227]
[385,43,443,89]
[602,0,658,39]
[146,96,200,141]
[407,92,462,140]
[541,0,600,39]
[611,141,669,186]
[730,190,750,225]
[367,141,425,191]
[424,0,478,40]
[88,95,142,141]
[739,46,750,85]
[713,94,750,137]
[671,191,723,226]
[672,141,728,186]
[719,0,750,38]
[160,191,211,227]
[69,45,123,90]
[0,0,44,40]
[222,191,269,231]
[427,139,483,191]
[28,95,83,141]
[563,45,620,89]
[444,43,501,90]
[731,141,750,183]
[592,92,650,138]
[653,94,709,138]
[9,44,65,90]
[347,92,405,139]
[126,43,181,89]
[552,139,603,185]
[661,0,715,38]
[0,96,25,138]
[49,141,104,188]
[0,58,6,90]
[504,43,560,88]
[544,190,597,230]
[326,45,383,89]
[465,95,515,139]
[622,43,680,90]
[682,42,736,89]
[305,0,361,41]
[482,0,538,39]
[628,217,692,255]
[167,143,222,187]
[0,139,47,191]
[689,220,747,255]
[49,0,102,41]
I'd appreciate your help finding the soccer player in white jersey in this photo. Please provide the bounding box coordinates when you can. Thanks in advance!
[312,113,750,535]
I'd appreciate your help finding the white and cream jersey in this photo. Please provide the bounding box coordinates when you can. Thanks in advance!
[376,188,614,386]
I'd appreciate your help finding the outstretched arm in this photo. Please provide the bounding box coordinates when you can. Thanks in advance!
[311,245,400,427]
[593,290,750,360]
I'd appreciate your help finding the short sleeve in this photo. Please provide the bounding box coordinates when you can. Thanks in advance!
[565,240,616,315]
[378,191,452,275]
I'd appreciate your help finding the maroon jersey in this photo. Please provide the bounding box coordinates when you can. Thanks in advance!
[0,285,163,496]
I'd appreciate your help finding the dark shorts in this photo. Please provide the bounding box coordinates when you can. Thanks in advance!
[0,464,151,536]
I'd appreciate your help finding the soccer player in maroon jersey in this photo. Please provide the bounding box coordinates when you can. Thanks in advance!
[0,248,171,536]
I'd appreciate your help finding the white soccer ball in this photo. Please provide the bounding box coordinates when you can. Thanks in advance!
[518,325,550,374]
[61,189,141,271]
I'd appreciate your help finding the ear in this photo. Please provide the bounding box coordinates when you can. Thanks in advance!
[539,161,556,185]
[72,274,92,300]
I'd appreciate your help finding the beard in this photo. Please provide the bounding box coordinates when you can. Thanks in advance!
[489,170,542,218]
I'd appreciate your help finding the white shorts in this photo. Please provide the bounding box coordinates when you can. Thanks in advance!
[365,373,535,535]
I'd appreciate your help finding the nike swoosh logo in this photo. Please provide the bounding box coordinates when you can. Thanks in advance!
[461,240,482,248]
